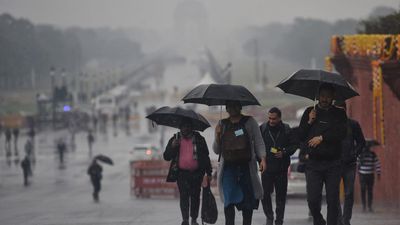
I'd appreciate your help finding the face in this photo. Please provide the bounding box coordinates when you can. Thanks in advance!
[318,89,334,109]
[180,123,193,138]
[226,102,241,117]
[268,112,281,127]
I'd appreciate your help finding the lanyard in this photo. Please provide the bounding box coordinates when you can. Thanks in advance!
[267,128,280,148]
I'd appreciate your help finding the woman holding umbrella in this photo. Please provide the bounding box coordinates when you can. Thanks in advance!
[163,118,213,225]
[87,155,113,202]
[214,100,267,225]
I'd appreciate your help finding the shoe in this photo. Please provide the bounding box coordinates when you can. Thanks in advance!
[181,221,189,225]
[266,219,273,225]
[191,219,199,225]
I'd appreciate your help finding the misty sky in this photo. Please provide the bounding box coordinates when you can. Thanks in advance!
[0,0,398,31]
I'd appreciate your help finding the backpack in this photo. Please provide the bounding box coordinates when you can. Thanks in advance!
[220,116,251,164]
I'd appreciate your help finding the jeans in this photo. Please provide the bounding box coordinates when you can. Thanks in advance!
[306,160,341,225]
[224,204,253,225]
[359,174,374,210]
[337,164,356,225]
[261,171,288,225]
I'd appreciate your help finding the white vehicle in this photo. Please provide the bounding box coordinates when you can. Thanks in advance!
[93,94,117,116]
[130,144,161,161]
[93,85,129,116]
[287,150,307,196]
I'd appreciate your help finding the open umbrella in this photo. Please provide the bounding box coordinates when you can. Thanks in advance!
[146,106,211,131]
[182,84,261,106]
[95,154,113,165]
[276,69,359,101]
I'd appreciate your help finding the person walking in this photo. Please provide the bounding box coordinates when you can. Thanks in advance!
[87,130,95,158]
[56,139,67,165]
[5,128,12,157]
[259,107,298,225]
[164,119,212,225]
[12,128,20,156]
[298,83,347,225]
[358,141,381,212]
[87,159,103,202]
[213,100,266,225]
[21,155,32,186]
[333,101,365,225]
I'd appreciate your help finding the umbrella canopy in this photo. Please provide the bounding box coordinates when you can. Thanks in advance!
[182,84,261,106]
[146,106,211,131]
[276,69,359,101]
[95,154,113,165]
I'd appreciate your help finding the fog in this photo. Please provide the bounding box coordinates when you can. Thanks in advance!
[0,0,398,31]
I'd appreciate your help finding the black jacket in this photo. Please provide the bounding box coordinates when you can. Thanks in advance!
[260,122,298,172]
[340,118,365,165]
[298,105,347,161]
[164,131,212,177]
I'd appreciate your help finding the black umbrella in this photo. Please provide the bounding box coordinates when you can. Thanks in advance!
[146,106,211,131]
[182,84,261,106]
[95,154,113,165]
[276,69,359,101]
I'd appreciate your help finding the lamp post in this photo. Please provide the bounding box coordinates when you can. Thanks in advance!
[50,67,56,129]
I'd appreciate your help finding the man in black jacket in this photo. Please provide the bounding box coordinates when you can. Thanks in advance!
[260,107,297,225]
[164,120,212,225]
[334,101,365,225]
[298,83,347,225]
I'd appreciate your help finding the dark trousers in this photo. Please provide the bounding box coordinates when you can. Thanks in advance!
[261,171,288,225]
[359,174,374,210]
[224,204,253,225]
[306,160,341,225]
[177,170,202,222]
[91,177,101,200]
[337,164,356,225]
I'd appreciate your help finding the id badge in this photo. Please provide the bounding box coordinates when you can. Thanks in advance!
[270,147,278,154]
[234,129,244,136]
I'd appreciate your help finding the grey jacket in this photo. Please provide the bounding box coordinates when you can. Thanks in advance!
[213,116,266,203]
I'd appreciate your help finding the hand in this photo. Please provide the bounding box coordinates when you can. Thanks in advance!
[171,138,180,148]
[274,151,283,158]
[202,175,211,187]
[259,157,267,173]
[308,135,323,148]
[308,109,316,124]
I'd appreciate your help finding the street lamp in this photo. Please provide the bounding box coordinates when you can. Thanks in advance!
[50,67,56,129]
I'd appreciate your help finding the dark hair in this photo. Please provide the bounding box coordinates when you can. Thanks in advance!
[319,83,335,94]
[268,107,281,118]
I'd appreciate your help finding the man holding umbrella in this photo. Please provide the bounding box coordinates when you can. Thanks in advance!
[87,155,113,202]
[298,83,347,225]
[163,118,212,225]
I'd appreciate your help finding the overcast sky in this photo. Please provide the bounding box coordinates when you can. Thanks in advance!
[0,0,398,31]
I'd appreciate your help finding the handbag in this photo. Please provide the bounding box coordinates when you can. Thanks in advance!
[201,186,218,224]
[166,159,179,182]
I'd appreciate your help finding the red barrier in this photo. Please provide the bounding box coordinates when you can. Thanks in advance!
[130,160,179,198]
[130,160,218,198]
